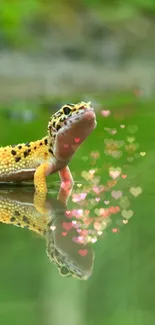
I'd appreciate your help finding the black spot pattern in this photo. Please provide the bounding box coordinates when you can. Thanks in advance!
[11,150,16,155]
[10,217,16,222]
[56,125,61,131]
[24,151,29,158]
[15,157,21,163]
[23,216,30,223]
[15,211,20,216]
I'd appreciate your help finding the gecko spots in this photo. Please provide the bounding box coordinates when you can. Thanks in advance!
[44,138,48,145]
[40,142,43,146]
[48,148,53,154]
[57,125,61,131]
[14,210,20,216]
[11,150,16,156]
[34,146,37,150]
[15,157,21,163]
[23,147,31,158]
[23,215,30,224]
[18,145,22,149]
[10,216,16,222]
[24,151,29,158]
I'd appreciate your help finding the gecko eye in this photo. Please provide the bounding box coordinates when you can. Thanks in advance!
[63,106,71,115]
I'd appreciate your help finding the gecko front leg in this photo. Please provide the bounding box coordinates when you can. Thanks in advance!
[34,162,54,213]
[58,166,74,187]
[34,165,74,211]
[34,163,73,193]
[34,162,54,193]
[58,166,74,204]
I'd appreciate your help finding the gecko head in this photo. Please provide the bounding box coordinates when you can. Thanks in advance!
[48,101,97,160]
[46,229,94,281]
[48,101,96,135]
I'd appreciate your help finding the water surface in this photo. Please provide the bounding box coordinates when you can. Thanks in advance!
[0,94,155,325]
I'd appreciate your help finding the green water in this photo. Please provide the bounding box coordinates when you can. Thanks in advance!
[0,93,155,325]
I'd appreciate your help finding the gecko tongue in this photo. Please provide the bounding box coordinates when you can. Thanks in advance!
[54,110,96,161]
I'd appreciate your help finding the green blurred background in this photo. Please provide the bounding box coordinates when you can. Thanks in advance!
[0,1,155,325]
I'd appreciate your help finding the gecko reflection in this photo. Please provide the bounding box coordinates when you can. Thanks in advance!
[0,185,95,280]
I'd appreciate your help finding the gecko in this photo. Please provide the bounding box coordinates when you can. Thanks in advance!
[0,101,97,193]
[0,188,94,280]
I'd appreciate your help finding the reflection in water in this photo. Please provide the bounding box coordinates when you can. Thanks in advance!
[0,185,95,280]
[0,167,136,280]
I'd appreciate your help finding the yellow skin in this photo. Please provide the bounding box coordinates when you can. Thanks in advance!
[0,101,97,194]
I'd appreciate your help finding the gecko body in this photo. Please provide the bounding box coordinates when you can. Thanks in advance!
[0,101,97,192]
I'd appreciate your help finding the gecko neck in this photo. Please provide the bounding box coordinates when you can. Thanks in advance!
[46,129,71,164]
[47,127,56,148]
